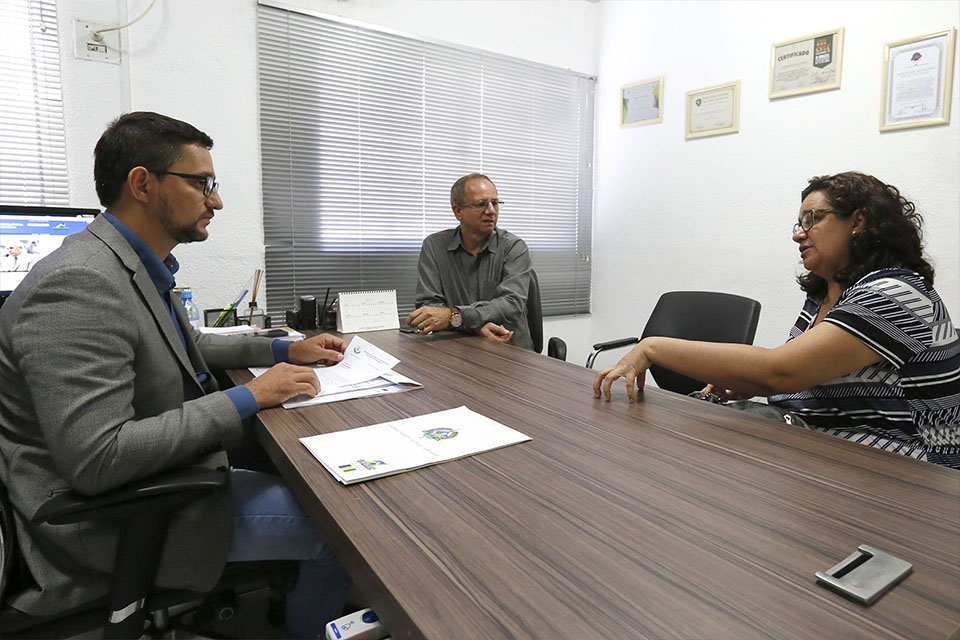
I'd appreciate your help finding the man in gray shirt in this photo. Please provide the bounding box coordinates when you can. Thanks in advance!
[406,173,534,350]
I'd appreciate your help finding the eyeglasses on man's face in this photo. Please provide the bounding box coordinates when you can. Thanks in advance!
[793,208,837,234]
[152,170,219,197]
[458,199,503,211]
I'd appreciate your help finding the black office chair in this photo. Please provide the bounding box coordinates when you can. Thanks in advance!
[552,291,761,395]
[527,269,544,354]
[638,291,760,394]
[1,467,295,639]
[528,269,570,360]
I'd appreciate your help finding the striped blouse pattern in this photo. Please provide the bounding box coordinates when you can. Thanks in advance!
[768,268,960,468]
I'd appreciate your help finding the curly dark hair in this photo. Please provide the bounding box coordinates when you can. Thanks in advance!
[94,111,213,207]
[797,171,934,298]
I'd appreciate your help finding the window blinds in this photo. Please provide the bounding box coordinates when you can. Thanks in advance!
[257,4,594,320]
[0,0,68,205]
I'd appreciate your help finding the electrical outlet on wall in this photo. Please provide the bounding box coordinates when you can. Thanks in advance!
[73,19,121,64]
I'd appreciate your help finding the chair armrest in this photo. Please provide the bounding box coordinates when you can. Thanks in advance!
[33,467,229,526]
[591,337,640,351]
[586,337,639,369]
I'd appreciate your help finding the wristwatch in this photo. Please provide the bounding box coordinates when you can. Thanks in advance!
[449,307,463,328]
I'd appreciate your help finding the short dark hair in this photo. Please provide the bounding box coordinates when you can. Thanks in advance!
[450,173,496,206]
[94,111,214,207]
[797,171,934,298]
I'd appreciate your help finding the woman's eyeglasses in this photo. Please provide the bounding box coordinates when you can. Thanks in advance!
[793,209,837,234]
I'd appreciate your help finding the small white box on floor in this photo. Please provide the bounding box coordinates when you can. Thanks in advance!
[325,608,388,640]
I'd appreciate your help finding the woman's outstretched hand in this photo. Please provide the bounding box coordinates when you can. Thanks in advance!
[593,342,651,403]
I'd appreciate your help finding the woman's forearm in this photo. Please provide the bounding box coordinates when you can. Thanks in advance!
[635,337,791,396]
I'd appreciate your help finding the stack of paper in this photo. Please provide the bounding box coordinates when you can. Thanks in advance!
[197,325,305,341]
[283,370,422,408]
[249,335,421,408]
[199,324,256,336]
[300,406,531,484]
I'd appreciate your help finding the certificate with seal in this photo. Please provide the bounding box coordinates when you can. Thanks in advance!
[685,80,740,139]
[880,28,956,131]
[769,27,844,99]
[621,76,663,127]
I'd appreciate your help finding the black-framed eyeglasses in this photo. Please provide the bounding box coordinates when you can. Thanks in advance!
[793,209,837,234]
[458,199,503,211]
[152,171,219,197]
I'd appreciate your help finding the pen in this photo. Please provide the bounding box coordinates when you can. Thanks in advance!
[247,269,263,326]
[213,288,248,328]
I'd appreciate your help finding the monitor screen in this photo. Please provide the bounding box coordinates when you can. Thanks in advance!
[1,205,100,296]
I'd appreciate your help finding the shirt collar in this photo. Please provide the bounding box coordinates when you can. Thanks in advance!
[102,210,179,295]
[447,226,500,254]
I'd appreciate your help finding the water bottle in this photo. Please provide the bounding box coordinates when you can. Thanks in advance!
[181,289,201,329]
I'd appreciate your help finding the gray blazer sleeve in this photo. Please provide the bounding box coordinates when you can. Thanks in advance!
[13,264,245,496]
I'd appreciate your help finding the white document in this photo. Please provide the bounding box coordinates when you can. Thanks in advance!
[336,290,400,333]
[198,324,256,336]
[313,335,399,391]
[249,335,401,399]
[281,370,422,408]
[300,406,531,485]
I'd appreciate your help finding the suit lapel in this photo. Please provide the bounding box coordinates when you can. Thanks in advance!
[87,217,203,390]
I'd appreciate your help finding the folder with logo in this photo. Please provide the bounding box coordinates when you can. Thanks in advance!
[300,406,531,485]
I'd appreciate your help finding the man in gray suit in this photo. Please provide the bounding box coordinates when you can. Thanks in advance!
[0,112,348,638]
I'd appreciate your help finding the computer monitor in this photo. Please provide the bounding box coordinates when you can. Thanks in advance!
[0,205,100,303]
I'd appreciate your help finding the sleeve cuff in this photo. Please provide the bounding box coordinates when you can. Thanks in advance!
[459,306,483,331]
[224,386,259,420]
[272,339,291,363]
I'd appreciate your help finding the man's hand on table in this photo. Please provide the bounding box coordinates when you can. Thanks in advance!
[478,322,513,343]
[406,306,452,334]
[245,333,346,408]
[245,362,321,408]
[288,333,347,365]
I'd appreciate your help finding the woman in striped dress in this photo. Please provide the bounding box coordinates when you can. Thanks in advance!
[594,172,959,468]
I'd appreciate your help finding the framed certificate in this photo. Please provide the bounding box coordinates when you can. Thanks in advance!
[769,27,844,99]
[621,76,663,127]
[880,27,956,131]
[685,80,740,139]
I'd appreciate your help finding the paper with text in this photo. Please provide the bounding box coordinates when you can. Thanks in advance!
[250,335,399,394]
[312,335,398,391]
[281,370,422,408]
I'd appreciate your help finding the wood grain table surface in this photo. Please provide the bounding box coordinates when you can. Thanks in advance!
[228,329,960,640]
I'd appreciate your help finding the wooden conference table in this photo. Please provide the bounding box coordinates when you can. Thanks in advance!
[229,329,960,639]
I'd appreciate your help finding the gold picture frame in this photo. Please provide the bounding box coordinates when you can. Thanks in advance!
[684,80,740,140]
[621,76,664,127]
[769,27,844,99]
[880,27,956,131]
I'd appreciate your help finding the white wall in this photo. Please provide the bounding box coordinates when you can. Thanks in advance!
[586,0,960,372]
[57,0,127,209]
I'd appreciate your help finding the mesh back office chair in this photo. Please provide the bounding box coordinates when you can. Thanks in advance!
[0,467,294,639]
[551,291,761,395]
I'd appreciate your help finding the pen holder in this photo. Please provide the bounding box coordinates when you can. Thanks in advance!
[320,298,338,330]
[204,308,237,327]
